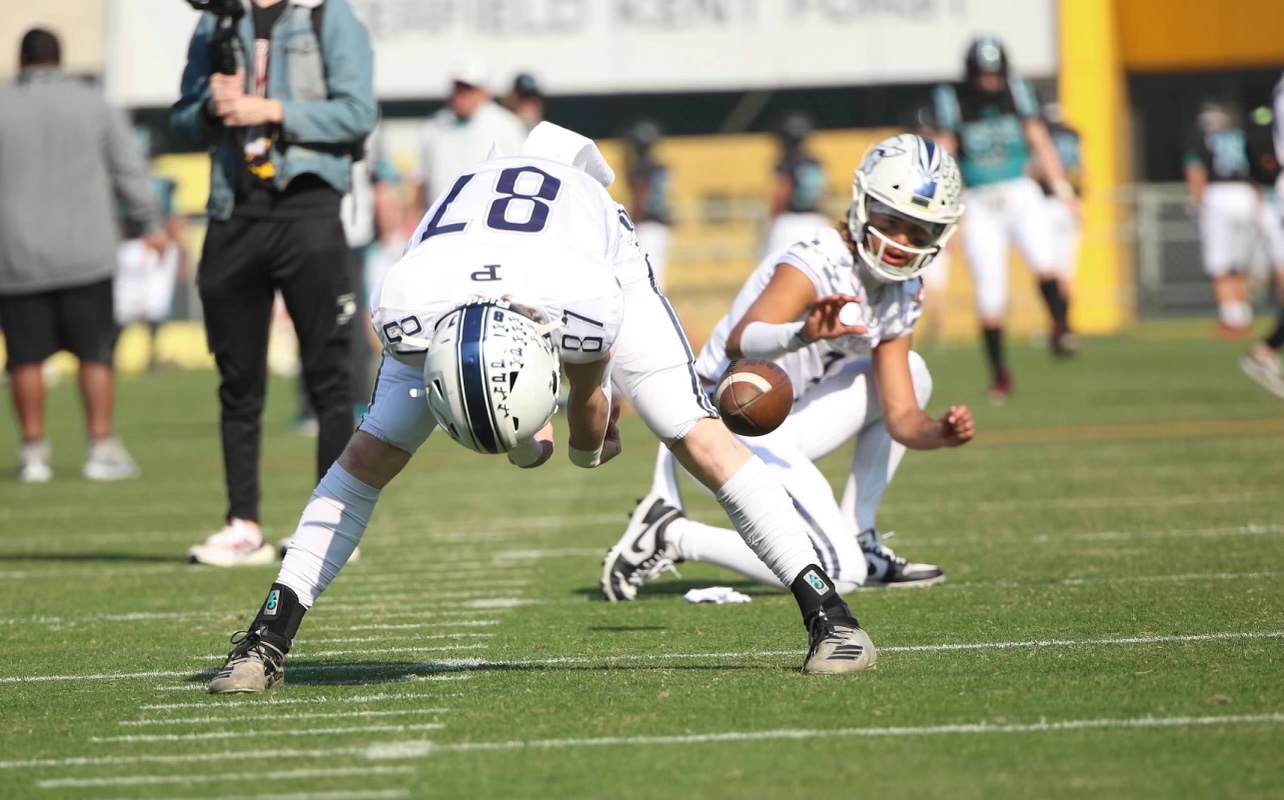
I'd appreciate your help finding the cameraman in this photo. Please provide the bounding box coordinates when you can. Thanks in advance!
[172,0,377,566]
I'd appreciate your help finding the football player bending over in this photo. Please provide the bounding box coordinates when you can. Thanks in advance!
[207,123,878,693]
[602,134,975,602]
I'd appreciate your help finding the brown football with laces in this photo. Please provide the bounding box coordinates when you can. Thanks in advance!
[713,359,794,436]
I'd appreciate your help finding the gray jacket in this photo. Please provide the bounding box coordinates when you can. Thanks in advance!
[0,68,160,294]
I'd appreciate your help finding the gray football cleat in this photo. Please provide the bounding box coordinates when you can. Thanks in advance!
[802,610,878,674]
[208,628,287,694]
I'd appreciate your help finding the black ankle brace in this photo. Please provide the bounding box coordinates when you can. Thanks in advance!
[789,564,855,623]
[250,583,307,651]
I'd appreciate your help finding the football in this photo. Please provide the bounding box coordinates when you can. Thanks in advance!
[714,359,794,436]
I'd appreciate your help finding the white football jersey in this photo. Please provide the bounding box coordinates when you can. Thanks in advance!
[695,226,923,398]
[374,155,630,365]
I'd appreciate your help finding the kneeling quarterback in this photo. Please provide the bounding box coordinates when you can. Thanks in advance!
[603,134,975,602]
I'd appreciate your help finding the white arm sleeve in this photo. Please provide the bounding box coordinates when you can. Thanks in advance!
[737,320,807,361]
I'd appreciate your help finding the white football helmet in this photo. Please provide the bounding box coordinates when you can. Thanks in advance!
[848,133,964,283]
[422,300,561,455]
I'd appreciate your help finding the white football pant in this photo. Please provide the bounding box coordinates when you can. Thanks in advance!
[1045,194,1081,281]
[652,350,933,589]
[1199,183,1259,277]
[962,176,1056,319]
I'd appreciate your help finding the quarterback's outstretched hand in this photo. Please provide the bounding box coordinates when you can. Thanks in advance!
[802,294,866,343]
[940,404,975,447]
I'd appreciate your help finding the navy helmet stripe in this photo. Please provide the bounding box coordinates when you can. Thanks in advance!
[458,305,501,454]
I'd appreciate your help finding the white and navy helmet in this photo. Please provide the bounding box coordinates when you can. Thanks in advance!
[848,133,964,283]
[422,300,561,455]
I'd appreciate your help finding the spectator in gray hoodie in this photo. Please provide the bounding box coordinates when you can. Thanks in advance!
[0,28,163,483]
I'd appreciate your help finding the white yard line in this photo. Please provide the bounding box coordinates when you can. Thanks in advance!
[937,571,1284,592]
[0,564,191,581]
[300,633,495,645]
[191,643,490,662]
[151,674,472,692]
[325,587,528,604]
[120,708,449,726]
[3,663,482,685]
[6,713,1281,772]
[327,620,499,631]
[6,630,1275,685]
[879,490,1272,515]
[140,692,462,711]
[89,722,445,744]
[38,765,413,789]
[410,713,1284,756]
[906,522,1284,548]
[490,548,606,560]
[0,607,500,628]
[92,790,407,800]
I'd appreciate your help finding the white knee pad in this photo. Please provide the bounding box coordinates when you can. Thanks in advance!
[907,350,933,409]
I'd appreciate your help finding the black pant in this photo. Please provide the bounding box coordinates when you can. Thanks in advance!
[296,246,375,418]
[198,216,354,523]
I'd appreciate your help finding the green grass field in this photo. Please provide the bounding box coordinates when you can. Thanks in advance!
[2,329,1282,800]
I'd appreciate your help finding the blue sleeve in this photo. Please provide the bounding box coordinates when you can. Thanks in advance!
[1009,78,1040,120]
[279,0,378,145]
[932,84,961,132]
[169,14,219,148]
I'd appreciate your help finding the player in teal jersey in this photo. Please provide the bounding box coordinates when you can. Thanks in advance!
[932,36,1079,402]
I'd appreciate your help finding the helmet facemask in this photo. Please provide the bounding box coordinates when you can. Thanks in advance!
[849,187,957,284]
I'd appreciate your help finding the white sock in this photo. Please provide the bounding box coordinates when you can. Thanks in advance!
[674,517,785,587]
[649,442,684,507]
[277,463,380,608]
[714,456,818,586]
[1220,301,1253,327]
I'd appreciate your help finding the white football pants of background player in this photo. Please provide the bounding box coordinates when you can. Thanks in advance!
[1045,193,1081,290]
[963,176,1058,320]
[762,212,831,261]
[1199,182,1261,329]
[647,350,932,592]
[635,220,672,290]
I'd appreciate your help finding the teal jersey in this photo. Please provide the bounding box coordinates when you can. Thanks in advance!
[933,77,1040,187]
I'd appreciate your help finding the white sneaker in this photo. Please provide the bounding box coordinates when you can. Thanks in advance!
[188,520,275,567]
[19,440,52,483]
[83,437,139,481]
[1240,351,1284,399]
[276,536,360,562]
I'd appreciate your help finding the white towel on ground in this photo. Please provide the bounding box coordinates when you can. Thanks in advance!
[683,587,753,604]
